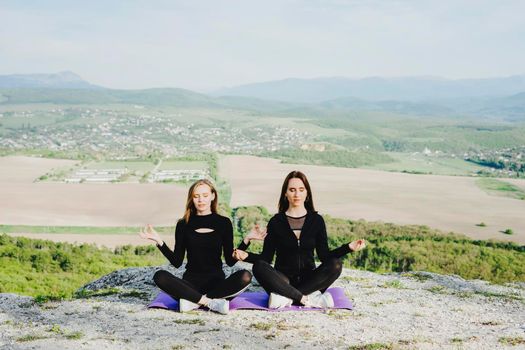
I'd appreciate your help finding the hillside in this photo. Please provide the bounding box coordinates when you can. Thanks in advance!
[0,72,99,89]
[2,73,525,121]
[214,75,525,103]
[1,218,524,348]
[0,265,523,349]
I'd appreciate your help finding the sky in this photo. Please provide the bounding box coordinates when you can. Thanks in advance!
[1,0,525,91]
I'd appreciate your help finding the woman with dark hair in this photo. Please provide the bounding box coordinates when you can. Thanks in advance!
[233,171,366,309]
[140,179,252,314]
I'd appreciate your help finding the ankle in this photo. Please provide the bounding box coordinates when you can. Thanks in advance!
[198,295,210,306]
[300,295,308,305]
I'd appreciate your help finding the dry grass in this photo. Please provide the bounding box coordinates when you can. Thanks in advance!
[0,156,186,227]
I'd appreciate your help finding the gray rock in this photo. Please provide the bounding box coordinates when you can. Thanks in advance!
[1,268,524,350]
[76,262,260,302]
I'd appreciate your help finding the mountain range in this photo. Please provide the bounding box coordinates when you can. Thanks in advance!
[0,71,100,89]
[1,72,524,120]
[213,75,525,103]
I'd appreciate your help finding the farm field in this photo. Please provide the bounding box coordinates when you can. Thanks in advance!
[159,160,208,170]
[0,156,187,227]
[219,155,525,244]
[84,161,154,171]
[364,152,486,175]
[2,155,525,245]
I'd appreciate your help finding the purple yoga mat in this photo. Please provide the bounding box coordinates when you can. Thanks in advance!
[148,287,353,312]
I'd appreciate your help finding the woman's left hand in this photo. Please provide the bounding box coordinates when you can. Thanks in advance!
[139,224,163,246]
[232,249,248,261]
[349,239,366,252]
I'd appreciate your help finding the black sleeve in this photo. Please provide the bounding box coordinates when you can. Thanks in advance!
[237,239,250,251]
[221,217,237,267]
[315,215,351,262]
[157,220,185,268]
[243,219,276,264]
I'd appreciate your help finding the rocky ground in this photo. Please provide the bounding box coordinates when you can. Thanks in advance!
[1,264,524,350]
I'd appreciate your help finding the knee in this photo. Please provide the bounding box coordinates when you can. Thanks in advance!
[153,269,170,287]
[252,260,270,278]
[240,270,252,286]
[326,258,343,275]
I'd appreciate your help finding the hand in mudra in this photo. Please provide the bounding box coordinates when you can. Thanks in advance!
[245,224,267,242]
[232,249,248,261]
[349,239,366,252]
[139,224,162,245]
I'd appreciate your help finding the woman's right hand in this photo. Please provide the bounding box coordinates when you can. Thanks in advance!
[243,224,267,244]
[232,249,248,261]
[349,239,366,252]
[139,224,163,246]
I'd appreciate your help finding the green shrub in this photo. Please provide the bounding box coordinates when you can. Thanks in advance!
[0,234,164,299]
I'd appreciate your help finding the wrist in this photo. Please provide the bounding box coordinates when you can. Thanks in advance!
[243,237,250,245]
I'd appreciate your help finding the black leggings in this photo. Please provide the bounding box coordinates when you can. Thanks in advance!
[252,258,343,303]
[153,269,252,304]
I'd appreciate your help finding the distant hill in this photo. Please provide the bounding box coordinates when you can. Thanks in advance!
[316,96,455,116]
[472,92,525,121]
[0,71,100,89]
[0,87,299,111]
[430,92,525,121]
[0,87,217,107]
[214,75,525,103]
[1,87,524,121]
[0,72,298,111]
[1,73,524,120]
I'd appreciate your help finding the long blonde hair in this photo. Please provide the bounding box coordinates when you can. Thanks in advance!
[183,179,218,223]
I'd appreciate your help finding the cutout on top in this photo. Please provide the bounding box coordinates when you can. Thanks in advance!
[195,228,214,234]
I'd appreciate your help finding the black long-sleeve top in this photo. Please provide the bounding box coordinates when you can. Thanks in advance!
[157,213,236,274]
[238,211,351,279]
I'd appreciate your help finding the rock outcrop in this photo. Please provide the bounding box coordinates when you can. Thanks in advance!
[1,265,524,349]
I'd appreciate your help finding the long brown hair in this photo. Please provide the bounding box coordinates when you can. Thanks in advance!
[278,171,315,213]
[183,179,218,223]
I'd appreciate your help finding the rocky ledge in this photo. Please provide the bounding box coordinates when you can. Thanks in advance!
[1,264,524,349]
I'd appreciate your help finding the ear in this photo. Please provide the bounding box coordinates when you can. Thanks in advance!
[211,193,216,201]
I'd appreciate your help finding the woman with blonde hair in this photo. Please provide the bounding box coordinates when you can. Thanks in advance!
[140,179,251,314]
[233,171,366,309]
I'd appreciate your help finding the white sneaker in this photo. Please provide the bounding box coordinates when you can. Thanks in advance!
[268,293,293,309]
[179,299,200,312]
[305,291,334,308]
[207,298,229,315]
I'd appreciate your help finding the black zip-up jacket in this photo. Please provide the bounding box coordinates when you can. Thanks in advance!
[238,211,351,279]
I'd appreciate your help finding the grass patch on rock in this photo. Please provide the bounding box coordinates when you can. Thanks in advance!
[174,318,205,326]
[498,336,525,346]
[382,280,406,289]
[348,343,394,350]
[64,331,84,340]
[16,334,49,342]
